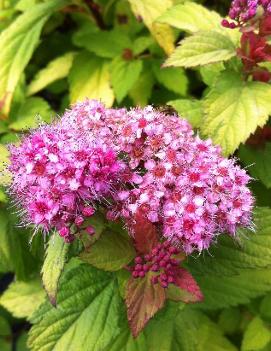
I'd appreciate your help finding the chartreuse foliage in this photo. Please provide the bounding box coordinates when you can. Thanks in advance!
[28,265,122,351]
[1,0,271,349]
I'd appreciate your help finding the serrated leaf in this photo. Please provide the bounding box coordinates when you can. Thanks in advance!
[158,2,222,33]
[41,233,69,306]
[80,230,135,271]
[239,144,271,188]
[125,273,166,337]
[242,317,271,351]
[110,57,143,103]
[146,305,237,351]
[152,61,188,95]
[168,99,203,128]
[9,97,53,131]
[132,210,159,255]
[166,267,203,303]
[0,0,68,116]
[128,0,174,55]
[188,207,271,309]
[69,52,114,107]
[28,265,122,351]
[165,31,236,68]
[203,71,271,155]
[27,52,75,96]
[0,279,45,319]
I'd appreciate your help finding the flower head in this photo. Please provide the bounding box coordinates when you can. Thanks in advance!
[8,100,254,252]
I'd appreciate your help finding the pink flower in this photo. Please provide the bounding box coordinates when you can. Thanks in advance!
[8,99,254,253]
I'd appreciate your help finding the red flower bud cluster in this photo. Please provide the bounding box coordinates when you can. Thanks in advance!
[131,241,185,288]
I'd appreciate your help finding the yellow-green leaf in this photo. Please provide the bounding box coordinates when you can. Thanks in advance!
[41,233,69,305]
[128,0,175,55]
[27,52,76,96]
[0,0,68,117]
[165,31,236,68]
[158,2,222,33]
[69,52,114,107]
[0,280,45,319]
[203,71,271,155]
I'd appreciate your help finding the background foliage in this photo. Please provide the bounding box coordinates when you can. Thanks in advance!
[1,0,271,350]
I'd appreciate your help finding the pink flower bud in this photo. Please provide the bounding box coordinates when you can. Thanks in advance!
[82,207,95,217]
[86,226,95,236]
[59,227,70,237]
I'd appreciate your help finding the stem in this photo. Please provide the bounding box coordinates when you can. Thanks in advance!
[85,0,106,30]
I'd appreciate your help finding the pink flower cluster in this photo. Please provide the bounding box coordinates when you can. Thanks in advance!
[8,116,130,242]
[222,0,271,28]
[8,99,254,252]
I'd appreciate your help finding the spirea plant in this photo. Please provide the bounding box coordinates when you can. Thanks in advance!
[1,0,271,350]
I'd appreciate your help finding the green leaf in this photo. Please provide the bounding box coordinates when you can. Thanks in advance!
[239,144,271,188]
[9,97,53,131]
[168,99,203,128]
[0,279,45,319]
[16,332,29,351]
[129,67,155,106]
[202,71,271,155]
[146,305,237,351]
[128,0,175,55]
[125,272,166,337]
[200,62,225,86]
[157,2,222,33]
[73,28,131,59]
[80,230,135,272]
[152,62,188,95]
[28,265,122,351]
[0,209,43,279]
[260,293,271,322]
[164,31,236,68]
[242,317,271,351]
[0,0,68,116]
[110,57,143,103]
[188,207,271,309]
[0,316,11,337]
[69,52,114,107]
[133,36,154,55]
[41,233,69,305]
[0,338,11,351]
[27,52,75,96]
[218,308,241,335]
[105,320,148,351]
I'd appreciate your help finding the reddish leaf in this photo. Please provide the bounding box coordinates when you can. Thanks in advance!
[252,68,271,82]
[125,272,166,337]
[259,15,271,36]
[131,210,159,255]
[167,267,203,303]
[237,32,271,71]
